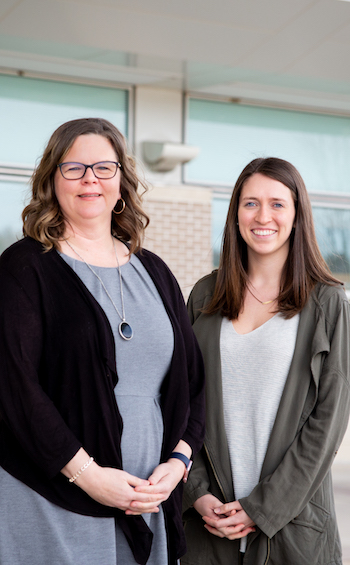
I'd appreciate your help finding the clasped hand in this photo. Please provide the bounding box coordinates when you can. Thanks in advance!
[76,465,162,514]
[194,494,256,540]
[65,448,185,516]
[127,458,185,515]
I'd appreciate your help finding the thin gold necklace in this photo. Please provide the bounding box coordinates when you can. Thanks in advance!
[247,283,277,305]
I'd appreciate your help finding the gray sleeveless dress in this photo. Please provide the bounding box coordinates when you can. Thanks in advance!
[0,252,174,565]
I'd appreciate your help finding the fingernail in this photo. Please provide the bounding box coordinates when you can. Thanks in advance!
[214,508,220,514]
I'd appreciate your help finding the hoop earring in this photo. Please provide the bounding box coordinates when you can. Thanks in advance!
[113,198,126,215]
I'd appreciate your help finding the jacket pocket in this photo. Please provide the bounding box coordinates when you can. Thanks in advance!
[269,500,330,565]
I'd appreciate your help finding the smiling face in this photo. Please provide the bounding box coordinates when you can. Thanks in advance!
[54,133,121,233]
[237,173,296,264]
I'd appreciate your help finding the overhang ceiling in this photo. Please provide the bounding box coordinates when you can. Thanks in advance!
[1,0,350,112]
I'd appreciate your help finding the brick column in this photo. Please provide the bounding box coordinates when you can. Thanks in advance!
[142,184,213,300]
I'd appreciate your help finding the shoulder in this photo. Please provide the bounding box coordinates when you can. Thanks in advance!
[309,283,350,334]
[135,247,175,282]
[187,271,219,325]
[0,238,43,271]
[0,237,58,287]
[135,247,172,272]
[135,247,183,302]
[311,283,349,314]
[189,271,218,307]
[135,248,182,287]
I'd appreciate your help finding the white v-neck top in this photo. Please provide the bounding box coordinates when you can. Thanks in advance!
[220,313,299,551]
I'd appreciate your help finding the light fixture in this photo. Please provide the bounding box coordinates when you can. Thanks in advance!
[142,142,200,172]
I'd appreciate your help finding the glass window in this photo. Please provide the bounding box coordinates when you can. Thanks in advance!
[186,98,350,194]
[0,180,28,254]
[0,74,128,167]
[0,74,128,252]
[212,196,230,268]
[313,207,350,288]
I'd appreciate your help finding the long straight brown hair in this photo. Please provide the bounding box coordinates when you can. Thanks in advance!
[205,157,341,319]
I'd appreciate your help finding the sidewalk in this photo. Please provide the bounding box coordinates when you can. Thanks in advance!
[333,464,350,564]
[333,421,350,565]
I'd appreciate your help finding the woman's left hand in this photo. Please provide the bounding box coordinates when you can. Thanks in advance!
[126,458,185,516]
[203,500,256,540]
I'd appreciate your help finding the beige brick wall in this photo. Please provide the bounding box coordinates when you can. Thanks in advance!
[142,184,213,300]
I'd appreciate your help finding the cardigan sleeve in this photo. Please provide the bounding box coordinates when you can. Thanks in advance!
[187,272,217,325]
[0,265,82,479]
[240,291,350,538]
[182,449,212,511]
[182,278,215,511]
[136,249,206,458]
[169,272,206,456]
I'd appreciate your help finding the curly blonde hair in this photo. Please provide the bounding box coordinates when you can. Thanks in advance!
[22,117,149,254]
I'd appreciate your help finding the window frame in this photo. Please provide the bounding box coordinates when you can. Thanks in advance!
[0,71,133,183]
[184,94,350,290]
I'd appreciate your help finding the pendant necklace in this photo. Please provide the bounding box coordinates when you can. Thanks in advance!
[247,283,276,305]
[65,238,133,340]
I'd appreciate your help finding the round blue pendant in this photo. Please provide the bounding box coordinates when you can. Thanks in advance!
[119,321,133,340]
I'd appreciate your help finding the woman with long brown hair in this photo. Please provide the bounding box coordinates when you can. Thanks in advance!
[0,118,205,565]
[182,157,350,565]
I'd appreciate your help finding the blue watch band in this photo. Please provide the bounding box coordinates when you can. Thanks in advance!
[169,452,193,483]
[169,452,190,467]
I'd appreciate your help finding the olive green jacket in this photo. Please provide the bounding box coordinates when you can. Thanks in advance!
[182,272,350,565]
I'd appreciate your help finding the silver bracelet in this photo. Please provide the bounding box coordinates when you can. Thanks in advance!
[69,456,94,483]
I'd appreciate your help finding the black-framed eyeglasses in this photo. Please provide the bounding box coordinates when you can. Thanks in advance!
[57,161,122,180]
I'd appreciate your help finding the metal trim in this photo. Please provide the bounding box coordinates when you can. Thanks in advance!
[0,164,33,180]
[185,91,350,118]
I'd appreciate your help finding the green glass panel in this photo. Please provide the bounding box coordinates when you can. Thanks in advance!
[313,207,350,289]
[0,180,28,253]
[0,75,128,166]
[186,99,350,194]
[212,197,230,268]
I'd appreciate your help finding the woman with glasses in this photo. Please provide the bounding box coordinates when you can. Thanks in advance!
[0,118,205,565]
[182,157,350,565]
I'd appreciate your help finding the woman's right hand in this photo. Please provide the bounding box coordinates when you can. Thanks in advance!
[193,493,225,519]
[79,464,166,513]
[203,500,256,540]
[61,449,164,514]
[194,495,256,540]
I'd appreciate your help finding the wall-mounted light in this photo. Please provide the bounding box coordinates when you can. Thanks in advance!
[142,141,200,172]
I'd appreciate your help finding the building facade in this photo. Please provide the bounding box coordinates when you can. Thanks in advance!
[2,0,350,296]
[1,73,350,297]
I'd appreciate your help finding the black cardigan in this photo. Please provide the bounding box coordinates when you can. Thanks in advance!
[0,237,205,565]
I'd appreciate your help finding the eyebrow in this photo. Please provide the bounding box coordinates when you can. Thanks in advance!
[240,196,289,203]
